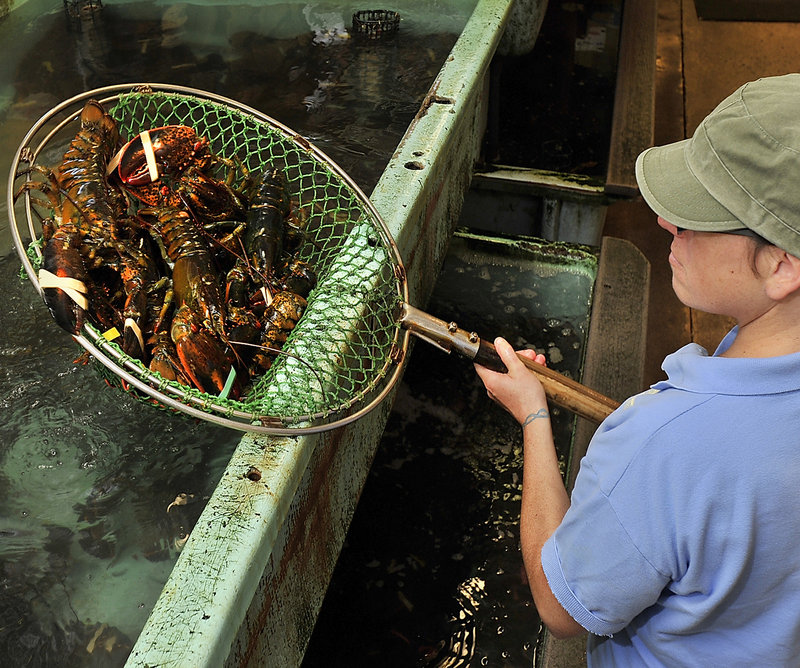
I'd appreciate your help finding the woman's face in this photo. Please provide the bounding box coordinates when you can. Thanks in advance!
[657,217,771,324]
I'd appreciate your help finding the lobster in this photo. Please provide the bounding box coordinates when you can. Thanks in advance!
[14,100,153,347]
[143,205,243,397]
[219,168,318,373]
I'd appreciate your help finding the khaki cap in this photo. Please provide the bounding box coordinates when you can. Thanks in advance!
[636,73,800,256]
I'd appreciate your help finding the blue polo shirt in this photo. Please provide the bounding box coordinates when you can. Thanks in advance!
[542,329,800,666]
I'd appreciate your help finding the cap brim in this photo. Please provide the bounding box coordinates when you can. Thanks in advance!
[635,139,742,232]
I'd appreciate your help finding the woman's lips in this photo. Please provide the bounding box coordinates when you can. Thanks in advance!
[668,246,681,269]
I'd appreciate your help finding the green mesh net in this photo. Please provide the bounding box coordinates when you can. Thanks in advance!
[10,85,410,433]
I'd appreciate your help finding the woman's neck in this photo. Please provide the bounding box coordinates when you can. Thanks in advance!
[723,304,800,358]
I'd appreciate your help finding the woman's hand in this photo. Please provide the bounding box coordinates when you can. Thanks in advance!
[474,337,549,425]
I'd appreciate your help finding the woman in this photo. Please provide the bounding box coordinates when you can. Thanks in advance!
[476,73,800,665]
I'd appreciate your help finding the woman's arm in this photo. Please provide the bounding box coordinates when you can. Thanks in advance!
[475,338,586,638]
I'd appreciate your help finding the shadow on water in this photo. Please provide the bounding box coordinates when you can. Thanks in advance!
[0,1,469,665]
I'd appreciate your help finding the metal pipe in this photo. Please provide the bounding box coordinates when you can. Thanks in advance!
[399,303,620,423]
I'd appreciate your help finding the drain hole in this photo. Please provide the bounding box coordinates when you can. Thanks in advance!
[245,466,262,482]
[404,160,424,170]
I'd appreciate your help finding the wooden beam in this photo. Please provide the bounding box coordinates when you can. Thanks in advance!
[605,0,658,197]
[694,0,800,22]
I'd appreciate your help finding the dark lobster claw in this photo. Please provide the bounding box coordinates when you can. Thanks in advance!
[39,226,90,335]
[251,291,307,373]
[278,258,317,299]
[245,168,292,282]
[116,125,210,186]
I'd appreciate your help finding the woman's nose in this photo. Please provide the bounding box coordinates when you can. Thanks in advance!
[657,216,682,236]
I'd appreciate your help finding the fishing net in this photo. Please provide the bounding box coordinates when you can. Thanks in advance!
[9,84,410,434]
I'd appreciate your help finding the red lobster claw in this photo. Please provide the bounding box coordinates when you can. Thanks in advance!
[115,125,211,186]
[171,304,243,398]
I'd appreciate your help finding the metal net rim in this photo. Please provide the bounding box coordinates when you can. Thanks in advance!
[7,83,411,435]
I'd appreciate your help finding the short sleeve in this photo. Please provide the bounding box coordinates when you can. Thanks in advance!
[541,461,670,637]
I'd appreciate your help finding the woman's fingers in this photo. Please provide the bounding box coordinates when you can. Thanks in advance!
[494,337,523,372]
[517,348,547,366]
[496,338,547,369]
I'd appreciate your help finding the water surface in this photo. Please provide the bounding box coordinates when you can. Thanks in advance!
[304,232,598,667]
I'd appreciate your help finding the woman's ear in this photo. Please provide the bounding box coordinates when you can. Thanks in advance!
[765,248,800,300]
